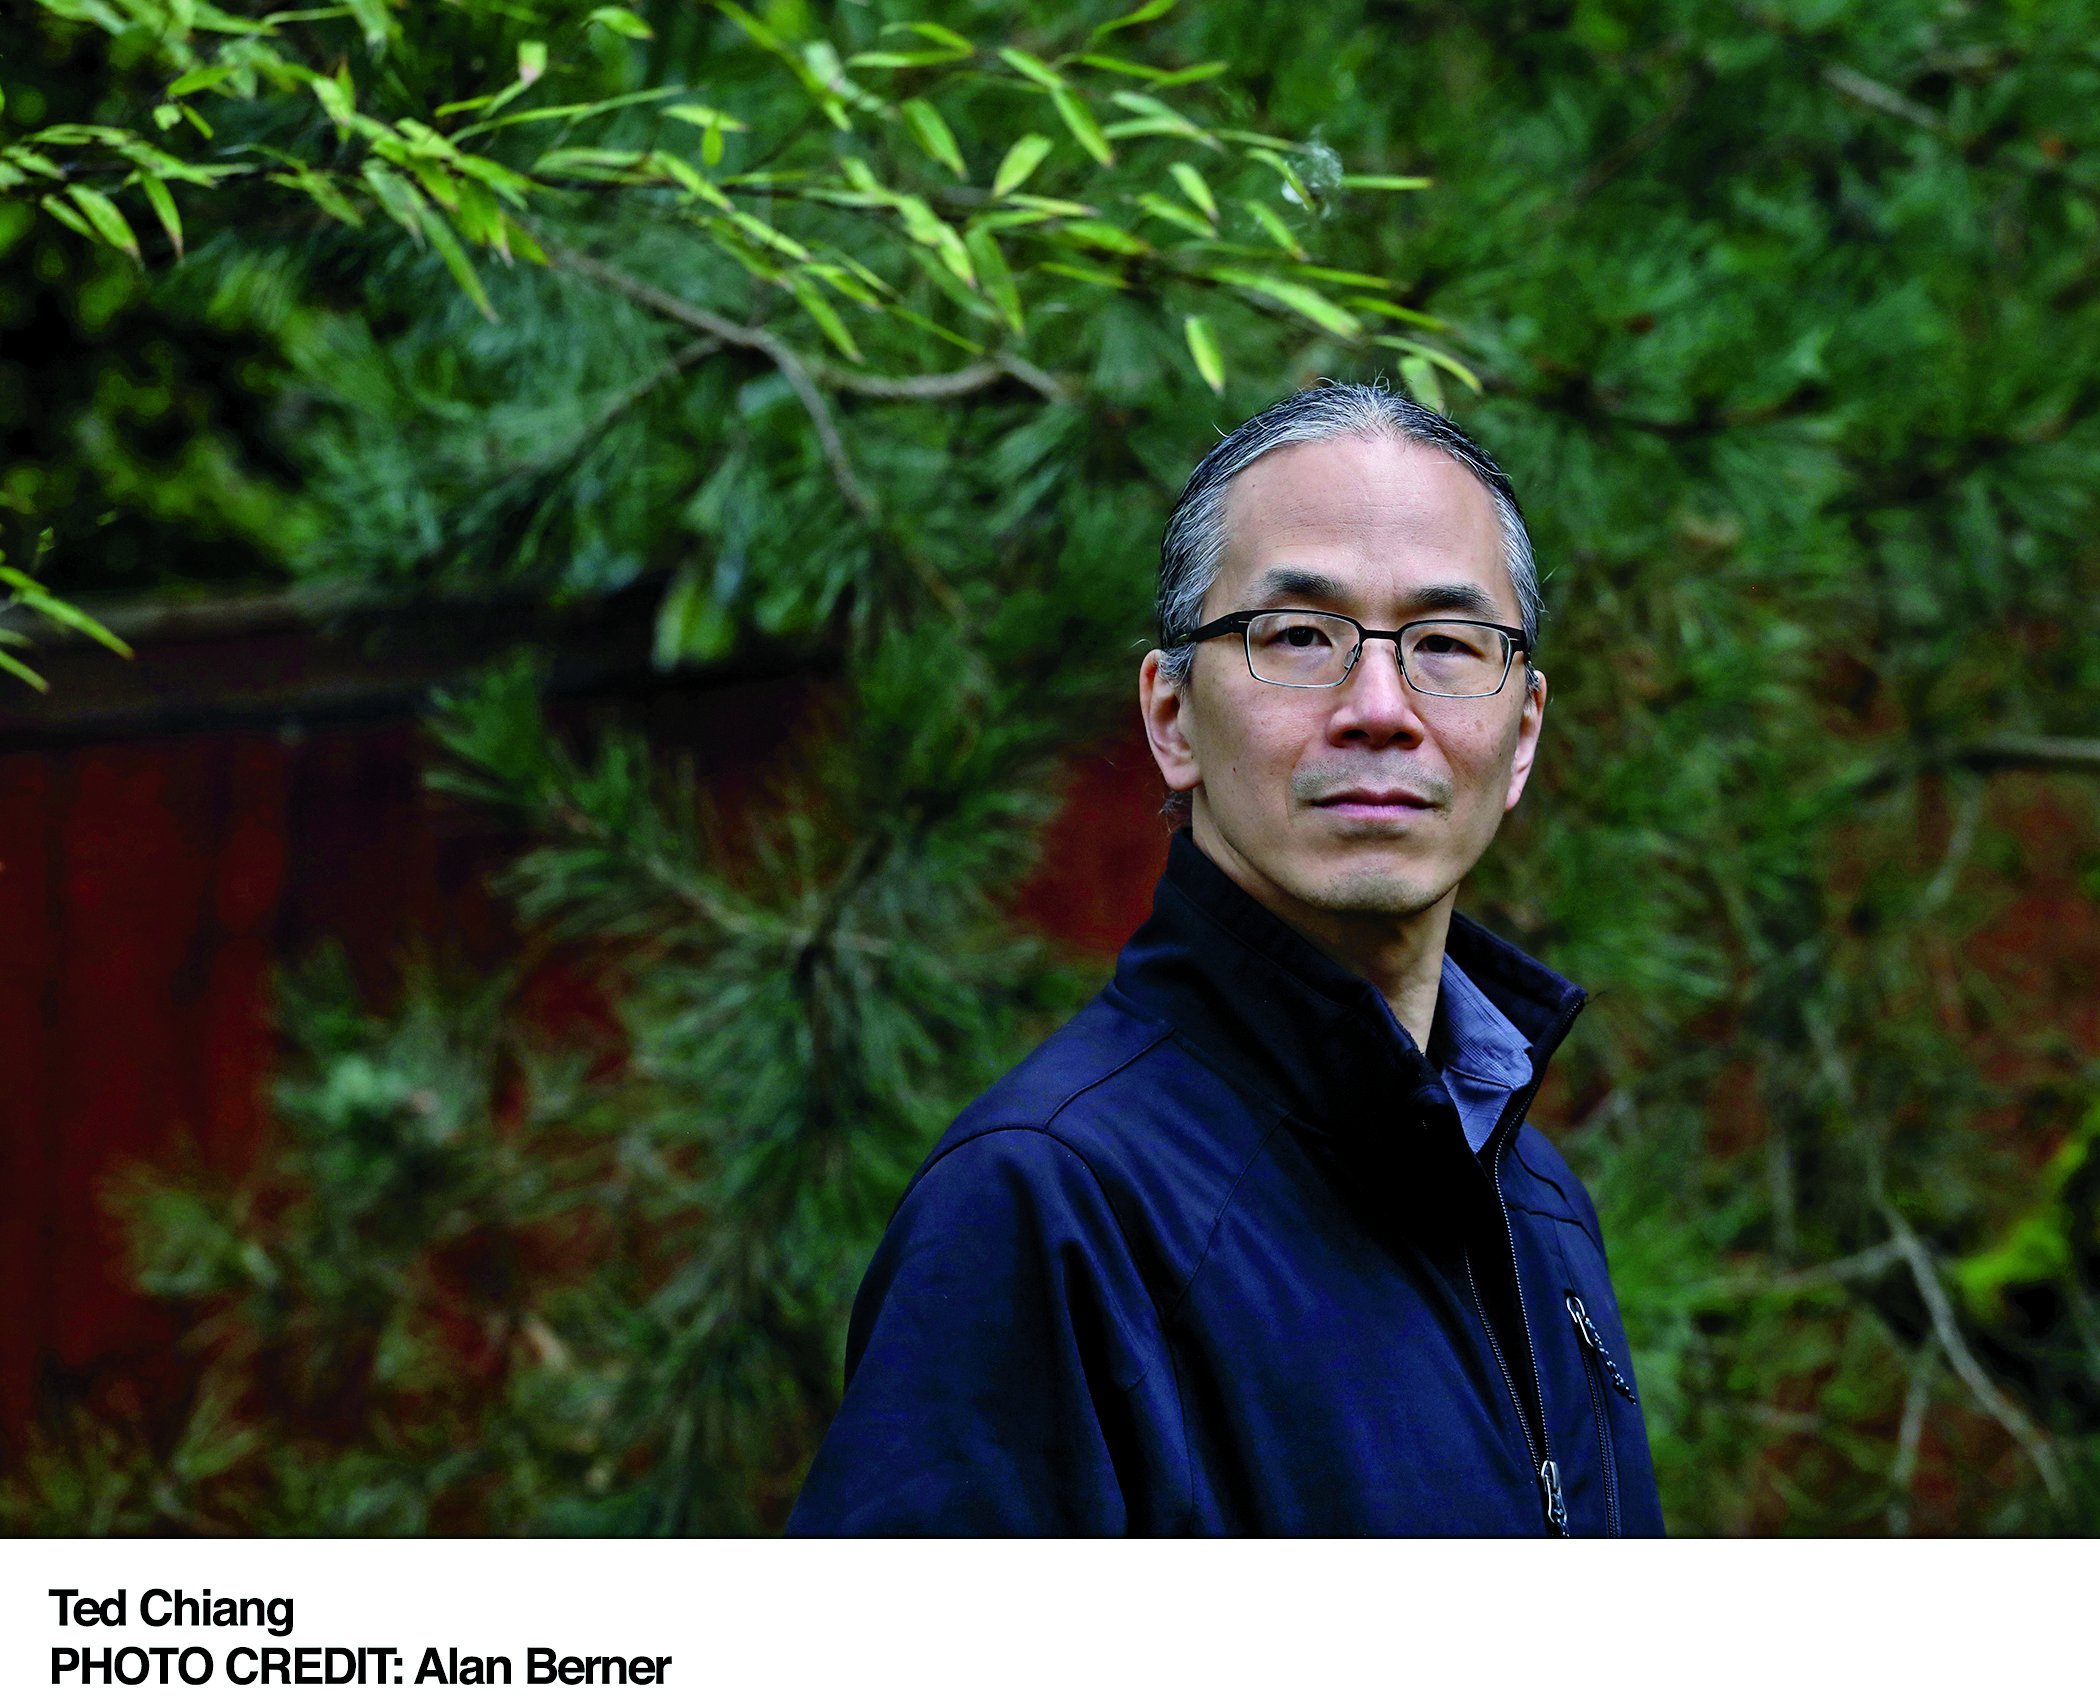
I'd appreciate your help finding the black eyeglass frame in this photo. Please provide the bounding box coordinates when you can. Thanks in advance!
[1173,609,1533,697]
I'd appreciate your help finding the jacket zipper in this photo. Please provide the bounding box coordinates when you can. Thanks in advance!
[1473,989,1587,1539]
[1462,1249,1561,1534]
[1566,1293,1632,1538]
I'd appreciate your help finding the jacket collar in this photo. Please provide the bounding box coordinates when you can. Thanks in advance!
[1109,830,1585,1145]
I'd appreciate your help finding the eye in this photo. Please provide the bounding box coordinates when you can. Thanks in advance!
[1277,624,1331,649]
[1412,628,1489,658]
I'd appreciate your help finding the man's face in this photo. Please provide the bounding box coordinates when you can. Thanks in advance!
[1140,433,1547,932]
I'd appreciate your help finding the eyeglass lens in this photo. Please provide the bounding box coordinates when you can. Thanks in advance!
[1243,612,1511,695]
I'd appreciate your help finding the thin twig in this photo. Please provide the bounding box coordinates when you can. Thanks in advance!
[1886,1343,1936,1535]
[1822,63,1950,136]
[1882,1202,2068,1508]
[1916,772,1983,917]
[1703,1239,1904,1298]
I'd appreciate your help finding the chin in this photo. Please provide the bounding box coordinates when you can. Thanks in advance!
[1291,858,1452,920]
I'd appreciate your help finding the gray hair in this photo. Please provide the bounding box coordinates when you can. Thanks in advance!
[1156,380,1542,688]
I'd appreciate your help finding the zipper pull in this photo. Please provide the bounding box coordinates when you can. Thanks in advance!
[1566,1294,1637,1401]
[1539,1459,1569,1536]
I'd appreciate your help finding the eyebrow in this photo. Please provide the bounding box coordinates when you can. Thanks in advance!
[1243,567,1508,622]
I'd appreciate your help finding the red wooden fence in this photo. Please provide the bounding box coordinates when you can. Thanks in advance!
[0,641,1167,1452]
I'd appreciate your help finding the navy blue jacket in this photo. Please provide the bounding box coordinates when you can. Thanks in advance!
[789,832,1664,1536]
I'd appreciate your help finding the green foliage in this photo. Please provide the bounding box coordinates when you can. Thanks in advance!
[0,532,133,690]
[8,0,2100,1535]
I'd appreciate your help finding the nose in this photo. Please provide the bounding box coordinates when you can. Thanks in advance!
[1327,635,1428,748]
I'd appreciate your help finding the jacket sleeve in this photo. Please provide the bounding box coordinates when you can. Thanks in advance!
[785,1127,1158,1536]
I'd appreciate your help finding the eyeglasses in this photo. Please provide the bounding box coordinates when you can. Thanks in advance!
[1174,609,1529,697]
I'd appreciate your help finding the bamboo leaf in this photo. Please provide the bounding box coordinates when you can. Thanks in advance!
[1291,266,1392,289]
[1003,193,1094,216]
[997,49,1063,90]
[1089,0,1177,43]
[1074,55,1164,79]
[587,6,654,39]
[650,150,734,210]
[848,49,965,69]
[518,40,547,85]
[361,161,427,236]
[0,568,134,657]
[0,649,51,693]
[1371,335,1482,392]
[168,63,240,97]
[1183,314,1224,393]
[1201,266,1361,337]
[880,21,974,52]
[65,185,141,261]
[451,86,682,141]
[418,204,497,319]
[267,165,366,227]
[136,172,184,258]
[1034,259,1126,289]
[344,0,392,52]
[1107,91,1207,140]
[1050,86,1113,165]
[1055,220,1150,256]
[1134,191,1212,239]
[1239,197,1306,259]
[1398,354,1444,414]
[37,195,96,245]
[1169,161,1217,223]
[963,225,1022,334]
[1343,297,1449,331]
[882,300,983,353]
[1145,61,1227,87]
[452,174,505,252]
[452,152,536,208]
[1338,174,1432,191]
[1245,145,1314,207]
[900,98,966,179]
[502,214,548,264]
[792,273,862,362]
[728,207,813,263]
[992,134,1053,198]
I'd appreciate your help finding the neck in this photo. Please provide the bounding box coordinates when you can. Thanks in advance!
[1188,817,1453,1049]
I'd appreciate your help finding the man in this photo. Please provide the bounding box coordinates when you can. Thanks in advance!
[788,382,1664,1536]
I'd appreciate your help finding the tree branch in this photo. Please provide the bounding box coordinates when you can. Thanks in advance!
[1882,1202,2069,1508]
[1944,733,2100,775]
[813,352,1068,403]
[1858,732,2100,795]
[543,241,881,526]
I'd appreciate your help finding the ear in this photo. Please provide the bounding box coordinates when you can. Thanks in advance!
[1139,650,1203,793]
[1503,667,1547,813]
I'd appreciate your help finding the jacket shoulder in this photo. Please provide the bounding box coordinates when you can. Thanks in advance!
[913,988,1285,1298]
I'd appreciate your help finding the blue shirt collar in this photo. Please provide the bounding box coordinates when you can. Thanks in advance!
[1432,954,1534,1153]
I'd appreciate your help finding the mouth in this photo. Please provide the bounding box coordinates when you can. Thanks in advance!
[1311,787,1438,822]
